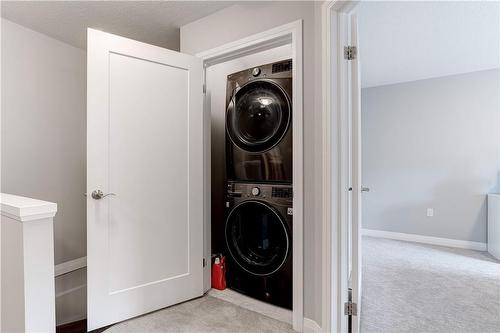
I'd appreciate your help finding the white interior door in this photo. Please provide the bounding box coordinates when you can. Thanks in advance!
[87,28,204,330]
[350,14,362,333]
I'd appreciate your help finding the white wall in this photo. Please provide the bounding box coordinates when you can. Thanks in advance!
[362,69,500,243]
[181,1,324,325]
[1,19,87,325]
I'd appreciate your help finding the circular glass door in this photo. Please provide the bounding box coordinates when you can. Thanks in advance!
[225,201,290,276]
[226,80,290,152]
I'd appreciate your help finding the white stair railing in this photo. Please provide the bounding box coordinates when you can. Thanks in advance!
[1,193,58,333]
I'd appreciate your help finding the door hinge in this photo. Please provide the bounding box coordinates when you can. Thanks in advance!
[203,258,206,267]
[203,84,206,94]
[344,301,358,316]
[344,46,357,60]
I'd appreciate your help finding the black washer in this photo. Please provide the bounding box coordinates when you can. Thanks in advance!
[225,200,290,276]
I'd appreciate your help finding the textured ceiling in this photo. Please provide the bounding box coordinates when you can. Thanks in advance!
[357,1,500,88]
[1,1,236,51]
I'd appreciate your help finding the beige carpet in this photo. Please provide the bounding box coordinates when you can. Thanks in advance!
[103,237,500,333]
[104,295,295,333]
[361,236,500,333]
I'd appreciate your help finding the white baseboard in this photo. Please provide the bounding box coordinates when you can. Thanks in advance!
[362,228,487,251]
[55,259,87,326]
[303,318,322,333]
[55,281,87,326]
[208,288,292,324]
[55,256,87,277]
[55,283,86,299]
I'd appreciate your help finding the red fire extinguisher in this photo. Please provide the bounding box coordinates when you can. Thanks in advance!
[212,255,226,290]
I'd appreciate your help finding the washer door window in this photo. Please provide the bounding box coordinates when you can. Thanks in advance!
[225,201,290,276]
[227,80,290,152]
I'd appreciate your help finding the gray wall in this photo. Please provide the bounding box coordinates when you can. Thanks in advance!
[362,69,500,243]
[181,2,324,324]
[1,19,87,324]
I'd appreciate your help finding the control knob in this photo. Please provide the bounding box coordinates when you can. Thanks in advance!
[252,68,261,77]
[251,187,260,196]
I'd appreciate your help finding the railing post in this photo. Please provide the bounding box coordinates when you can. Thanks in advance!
[1,193,58,333]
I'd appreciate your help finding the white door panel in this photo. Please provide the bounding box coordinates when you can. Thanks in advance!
[87,29,204,330]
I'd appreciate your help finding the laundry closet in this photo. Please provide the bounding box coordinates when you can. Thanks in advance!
[206,45,294,310]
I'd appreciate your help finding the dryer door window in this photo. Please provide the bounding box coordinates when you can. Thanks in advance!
[227,80,290,152]
[225,201,290,276]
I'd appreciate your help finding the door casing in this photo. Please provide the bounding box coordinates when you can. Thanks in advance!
[321,1,361,333]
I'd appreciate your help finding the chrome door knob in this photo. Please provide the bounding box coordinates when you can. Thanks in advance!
[91,190,116,200]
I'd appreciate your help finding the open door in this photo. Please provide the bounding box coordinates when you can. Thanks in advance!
[349,14,363,333]
[87,29,204,330]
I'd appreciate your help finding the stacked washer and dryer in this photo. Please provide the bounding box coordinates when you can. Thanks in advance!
[222,59,293,310]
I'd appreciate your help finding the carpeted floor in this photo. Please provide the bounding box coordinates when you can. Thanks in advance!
[104,295,295,333]
[103,237,500,333]
[361,236,500,333]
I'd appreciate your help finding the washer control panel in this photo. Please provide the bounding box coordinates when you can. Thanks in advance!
[227,182,293,205]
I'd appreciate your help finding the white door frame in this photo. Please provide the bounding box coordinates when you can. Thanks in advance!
[195,20,304,332]
[321,2,360,333]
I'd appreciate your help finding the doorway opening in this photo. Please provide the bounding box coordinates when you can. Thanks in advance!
[325,1,500,332]
[205,44,294,319]
[197,20,304,331]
